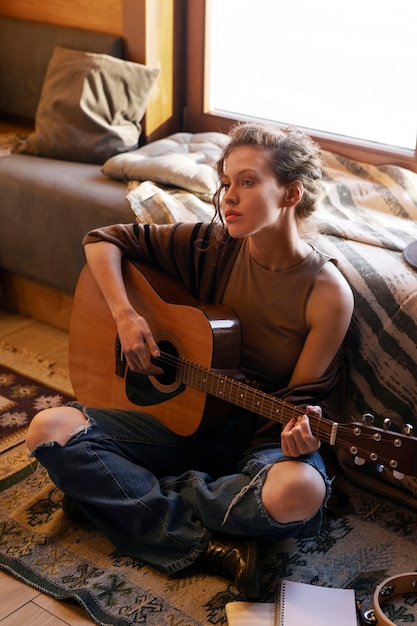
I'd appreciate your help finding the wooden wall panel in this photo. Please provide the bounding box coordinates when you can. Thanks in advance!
[123,0,185,141]
[0,270,73,331]
[0,0,122,34]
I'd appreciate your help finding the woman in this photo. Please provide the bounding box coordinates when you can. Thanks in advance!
[26,122,354,599]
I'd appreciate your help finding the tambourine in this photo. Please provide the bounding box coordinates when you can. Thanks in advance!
[361,573,417,625]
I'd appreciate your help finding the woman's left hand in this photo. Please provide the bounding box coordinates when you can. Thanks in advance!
[281,405,322,457]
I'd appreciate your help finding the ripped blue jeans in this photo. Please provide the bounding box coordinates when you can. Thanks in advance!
[32,403,331,575]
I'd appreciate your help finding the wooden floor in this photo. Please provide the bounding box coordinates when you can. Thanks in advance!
[0,308,70,373]
[0,308,95,625]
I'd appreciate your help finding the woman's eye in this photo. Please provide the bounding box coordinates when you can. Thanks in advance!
[221,181,230,190]
[242,179,253,186]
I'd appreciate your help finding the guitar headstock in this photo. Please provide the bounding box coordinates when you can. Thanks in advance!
[337,418,417,478]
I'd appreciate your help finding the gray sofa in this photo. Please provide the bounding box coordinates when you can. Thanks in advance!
[0,17,153,294]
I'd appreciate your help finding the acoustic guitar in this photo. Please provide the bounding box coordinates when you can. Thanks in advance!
[69,259,417,478]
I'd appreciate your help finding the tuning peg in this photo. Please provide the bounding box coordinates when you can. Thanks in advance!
[393,470,405,480]
[402,423,414,436]
[362,413,374,424]
[383,418,391,430]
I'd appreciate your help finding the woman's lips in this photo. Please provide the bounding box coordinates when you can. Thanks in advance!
[224,210,241,223]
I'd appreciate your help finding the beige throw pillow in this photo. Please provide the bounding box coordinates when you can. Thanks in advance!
[17,46,159,164]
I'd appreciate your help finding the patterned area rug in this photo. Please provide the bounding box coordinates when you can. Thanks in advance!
[0,366,73,455]
[0,367,417,625]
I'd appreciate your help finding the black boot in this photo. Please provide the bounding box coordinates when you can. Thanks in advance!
[203,533,262,599]
[62,494,91,525]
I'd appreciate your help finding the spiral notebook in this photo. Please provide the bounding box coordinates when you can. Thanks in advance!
[225,580,357,626]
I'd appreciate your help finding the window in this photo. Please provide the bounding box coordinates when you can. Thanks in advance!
[186,0,417,170]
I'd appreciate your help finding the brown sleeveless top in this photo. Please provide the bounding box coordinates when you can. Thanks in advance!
[221,239,331,387]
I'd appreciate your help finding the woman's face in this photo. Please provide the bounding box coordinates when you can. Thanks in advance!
[220,145,288,239]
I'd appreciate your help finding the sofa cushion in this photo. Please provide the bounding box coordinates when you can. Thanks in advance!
[0,153,134,293]
[17,47,159,164]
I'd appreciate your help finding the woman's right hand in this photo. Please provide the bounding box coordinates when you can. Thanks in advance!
[116,308,163,376]
[84,241,164,377]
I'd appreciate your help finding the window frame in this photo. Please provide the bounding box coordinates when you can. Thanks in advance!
[185,0,417,173]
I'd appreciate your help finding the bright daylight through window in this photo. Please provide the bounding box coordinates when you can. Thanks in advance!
[207,0,417,151]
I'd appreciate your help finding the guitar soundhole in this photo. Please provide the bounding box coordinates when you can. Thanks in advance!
[125,336,185,407]
[152,339,179,387]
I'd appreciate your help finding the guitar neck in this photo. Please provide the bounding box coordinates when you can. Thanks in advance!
[162,353,339,446]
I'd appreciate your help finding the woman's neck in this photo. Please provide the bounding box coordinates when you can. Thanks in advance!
[247,232,311,272]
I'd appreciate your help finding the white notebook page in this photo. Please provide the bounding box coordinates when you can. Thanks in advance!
[279,580,356,626]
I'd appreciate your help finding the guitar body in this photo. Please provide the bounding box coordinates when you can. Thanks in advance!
[69,260,241,435]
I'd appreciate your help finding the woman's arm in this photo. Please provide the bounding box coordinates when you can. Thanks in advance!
[84,241,162,375]
[281,262,354,456]
[289,261,354,388]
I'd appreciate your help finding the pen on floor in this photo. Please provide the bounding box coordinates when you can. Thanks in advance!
[356,600,365,626]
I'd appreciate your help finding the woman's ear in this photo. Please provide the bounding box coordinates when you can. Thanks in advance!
[286,181,304,206]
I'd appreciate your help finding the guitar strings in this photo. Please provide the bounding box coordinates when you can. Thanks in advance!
[153,350,411,468]
[154,350,384,440]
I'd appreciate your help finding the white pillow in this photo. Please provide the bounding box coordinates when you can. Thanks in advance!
[102,131,229,195]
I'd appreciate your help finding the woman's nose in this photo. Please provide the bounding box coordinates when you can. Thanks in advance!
[224,186,237,204]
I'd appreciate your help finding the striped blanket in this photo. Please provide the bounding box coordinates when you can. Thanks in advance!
[317,153,417,495]
[319,151,417,427]
[121,134,417,495]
